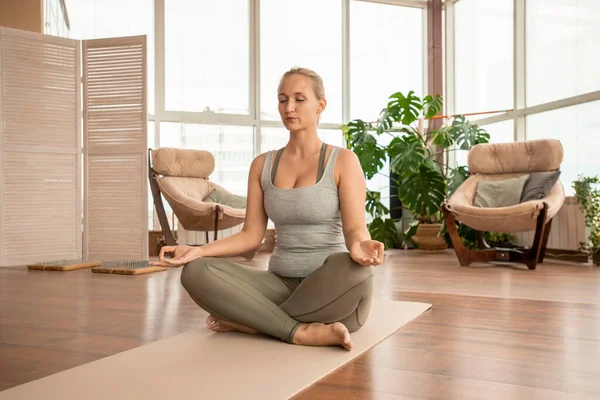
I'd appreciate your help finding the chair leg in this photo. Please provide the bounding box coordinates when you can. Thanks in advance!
[148,150,177,247]
[442,204,497,266]
[517,203,549,270]
[213,205,220,241]
[537,217,553,264]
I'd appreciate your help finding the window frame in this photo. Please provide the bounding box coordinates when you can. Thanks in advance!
[151,0,429,156]
[445,0,600,142]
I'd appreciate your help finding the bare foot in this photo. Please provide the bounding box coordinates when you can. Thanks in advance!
[292,322,353,351]
[205,315,260,335]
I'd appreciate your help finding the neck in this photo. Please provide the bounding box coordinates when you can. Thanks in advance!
[285,128,322,157]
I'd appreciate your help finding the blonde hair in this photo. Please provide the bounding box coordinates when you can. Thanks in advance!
[279,67,325,100]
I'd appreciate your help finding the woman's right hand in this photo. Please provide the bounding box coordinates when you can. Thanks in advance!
[149,245,202,268]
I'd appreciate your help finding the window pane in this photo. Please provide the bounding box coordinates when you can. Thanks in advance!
[526,101,600,196]
[260,0,342,124]
[350,2,423,121]
[160,123,254,196]
[455,0,512,119]
[456,119,514,167]
[165,1,249,114]
[526,0,600,106]
[261,127,344,153]
[66,0,155,114]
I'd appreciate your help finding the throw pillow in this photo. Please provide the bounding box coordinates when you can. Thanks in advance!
[474,174,529,208]
[204,187,247,209]
[520,171,561,202]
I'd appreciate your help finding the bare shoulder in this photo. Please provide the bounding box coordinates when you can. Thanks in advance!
[336,147,359,165]
[335,147,362,173]
[250,152,268,173]
[333,147,363,184]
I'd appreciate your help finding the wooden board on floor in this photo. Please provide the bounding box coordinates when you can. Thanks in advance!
[28,261,101,271]
[91,263,166,275]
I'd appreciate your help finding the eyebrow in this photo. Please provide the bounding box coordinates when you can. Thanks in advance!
[278,92,307,96]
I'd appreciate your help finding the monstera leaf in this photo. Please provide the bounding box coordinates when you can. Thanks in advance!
[368,217,398,249]
[423,94,443,119]
[397,165,446,218]
[345,119,374,148]
[432,125,454,148]
[388,135,427,177]
[447,165,470,197]
[376,107,394,135]
[450,115,490,150]
[354,141,386,180]
[387,91,422,126]
[366,190,389,218]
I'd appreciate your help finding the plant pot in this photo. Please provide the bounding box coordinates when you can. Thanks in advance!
[412,223,447,251]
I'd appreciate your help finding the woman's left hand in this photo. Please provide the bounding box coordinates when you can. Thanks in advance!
[349,240,385,266]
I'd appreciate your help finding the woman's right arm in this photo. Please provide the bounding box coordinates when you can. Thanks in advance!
[153,154,268,266]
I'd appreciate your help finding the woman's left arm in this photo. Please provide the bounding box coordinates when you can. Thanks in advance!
[337,148,385,266]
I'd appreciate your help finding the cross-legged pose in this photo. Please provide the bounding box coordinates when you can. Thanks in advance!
[151,67,384,350]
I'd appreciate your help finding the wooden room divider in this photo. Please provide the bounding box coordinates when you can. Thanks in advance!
[0,27,81,267]
[82,36,148,261]
[0,27,148,267]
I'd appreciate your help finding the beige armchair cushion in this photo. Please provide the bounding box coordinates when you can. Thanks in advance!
[468,139,563,174]
[157,177,246,231]
[448,173,565,232]
[152,147,215,178]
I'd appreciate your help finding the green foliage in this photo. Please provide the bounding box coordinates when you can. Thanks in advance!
[342,91,489,249]
[368,217,398,249]
[573,175,600,265]
[398,165,446,222]
[366,190,389,218]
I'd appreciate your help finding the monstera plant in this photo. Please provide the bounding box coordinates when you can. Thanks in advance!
[343,91,490,249]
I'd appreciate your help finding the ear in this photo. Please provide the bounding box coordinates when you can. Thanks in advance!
[317,98,327,113]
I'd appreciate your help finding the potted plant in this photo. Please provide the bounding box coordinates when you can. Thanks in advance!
[342,91,489,249]
[573,175,600,266]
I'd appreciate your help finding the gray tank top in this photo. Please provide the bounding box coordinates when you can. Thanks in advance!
[261,145,347,277]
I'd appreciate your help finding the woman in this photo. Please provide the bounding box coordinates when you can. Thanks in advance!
[150,67,384,351]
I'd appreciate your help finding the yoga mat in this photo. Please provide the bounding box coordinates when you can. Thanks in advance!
[0,300,431,400]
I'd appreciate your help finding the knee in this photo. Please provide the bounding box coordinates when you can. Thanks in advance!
[324,252,374,278]
[180,257,216,292]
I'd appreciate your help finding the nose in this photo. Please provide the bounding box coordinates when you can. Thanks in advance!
[285,100,295,114]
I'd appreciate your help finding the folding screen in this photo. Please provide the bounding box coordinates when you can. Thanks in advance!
[82,36,148,261]
[0,27,81,267]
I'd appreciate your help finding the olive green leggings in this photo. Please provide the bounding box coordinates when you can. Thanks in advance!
[180,252,374,343]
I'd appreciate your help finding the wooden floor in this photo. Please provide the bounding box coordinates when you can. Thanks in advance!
[1,250,600,399]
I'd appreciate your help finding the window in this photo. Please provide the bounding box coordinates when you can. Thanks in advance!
[260,0,342,123]
[526,0,600,106]
[165,0,249,114]
[350,2,424,121]
[350,2,424,217]
[455,0,512,119]
[160,123,254,196]
[526,101,600,195]
[65,0,155,113]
